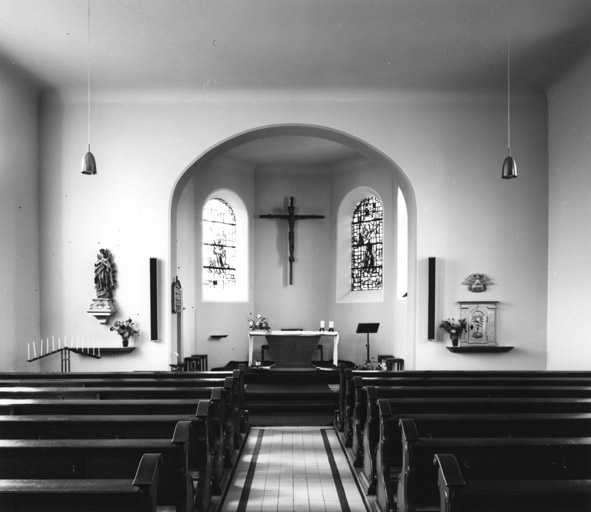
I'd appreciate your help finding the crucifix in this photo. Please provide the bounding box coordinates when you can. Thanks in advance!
[260,196,325,285]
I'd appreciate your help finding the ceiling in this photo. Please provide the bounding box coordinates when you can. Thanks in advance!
[0,0,589,94]
[0,1,588,167]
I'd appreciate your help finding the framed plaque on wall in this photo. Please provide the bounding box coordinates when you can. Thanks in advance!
[458,301,498,346]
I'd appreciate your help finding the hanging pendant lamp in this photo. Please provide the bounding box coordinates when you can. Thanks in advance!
[502,35,517,179]
[81,0,97,175]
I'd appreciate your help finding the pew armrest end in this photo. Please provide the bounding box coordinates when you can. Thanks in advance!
[133,453,163,488]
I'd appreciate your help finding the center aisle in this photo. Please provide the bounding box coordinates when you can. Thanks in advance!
[220,427,370,512]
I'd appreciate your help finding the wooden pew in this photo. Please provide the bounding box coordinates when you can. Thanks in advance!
[433,453,591,512]
[357,385,591,487]
[0,398,227,499]
[375,411,591,511]
[377,413,591,512]
[0,420,196,512]
[0,369,249,446]
[397,419,591,512]
[0,452,163,512]
[373,397,591,511]
[0,412,217,498]
[0,383,241,467]
[337,369,591,446]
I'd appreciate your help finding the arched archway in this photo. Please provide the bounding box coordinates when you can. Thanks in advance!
[170,124,417,369]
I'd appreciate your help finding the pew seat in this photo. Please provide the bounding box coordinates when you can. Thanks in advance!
[0,421,198,512]
[0,452,162,512]
[393,419,591,512]
[434,453,591,512]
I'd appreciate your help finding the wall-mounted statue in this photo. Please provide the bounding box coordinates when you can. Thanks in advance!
[87,248,117,323]
[94,248,116,298]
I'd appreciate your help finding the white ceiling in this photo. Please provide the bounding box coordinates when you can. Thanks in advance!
[0,0,589,94]
[0,0,588,166]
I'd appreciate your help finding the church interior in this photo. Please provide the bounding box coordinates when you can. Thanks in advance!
[0,1,590,510]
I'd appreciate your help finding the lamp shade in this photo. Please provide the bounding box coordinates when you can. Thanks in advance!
[502,155,517,179]
[81,147,97,175]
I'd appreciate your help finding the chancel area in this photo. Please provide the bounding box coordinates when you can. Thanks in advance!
[0,1,590,511]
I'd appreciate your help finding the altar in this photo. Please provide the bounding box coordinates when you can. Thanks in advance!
[248,330,339,370]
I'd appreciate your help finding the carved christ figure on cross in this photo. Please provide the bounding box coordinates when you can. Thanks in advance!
[260,196,325,285]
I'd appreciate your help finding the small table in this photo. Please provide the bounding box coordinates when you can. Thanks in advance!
[248,330,339,368]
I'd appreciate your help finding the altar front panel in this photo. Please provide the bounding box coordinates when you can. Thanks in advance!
[248,331,339,367]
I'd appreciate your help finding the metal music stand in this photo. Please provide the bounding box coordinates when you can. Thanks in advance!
[356,323,380,363]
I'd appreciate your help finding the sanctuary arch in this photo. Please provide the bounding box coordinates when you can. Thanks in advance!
[170,125,417,370]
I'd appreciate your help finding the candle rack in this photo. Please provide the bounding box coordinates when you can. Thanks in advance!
[28,347,101,372]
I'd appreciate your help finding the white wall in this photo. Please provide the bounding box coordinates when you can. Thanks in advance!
[32,87,550,371]
[547,53,591,369]
[0,65,40,372]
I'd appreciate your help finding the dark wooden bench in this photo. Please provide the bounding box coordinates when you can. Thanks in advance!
[0,398,228,499]
[356,385,591,485]
[358,383,591,461]
[0,420,198,512]
[397,419,591,512]
[0,452,163,512]
[0,410,219,502]
[383,418,591,512]
[372,396,591,510]
[372,406,591,504]
[0,382,242,466]
[336,369,591,446]
[433,453,591,512]
[0,367,249,434]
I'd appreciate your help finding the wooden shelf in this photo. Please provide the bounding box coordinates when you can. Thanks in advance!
[446,346,514,353]
[99,347,137,354]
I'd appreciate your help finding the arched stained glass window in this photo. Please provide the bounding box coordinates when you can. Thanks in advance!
[202,198,237,291]
[351,196,383,291]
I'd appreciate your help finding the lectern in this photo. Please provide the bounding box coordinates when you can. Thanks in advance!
[356,323,379,363]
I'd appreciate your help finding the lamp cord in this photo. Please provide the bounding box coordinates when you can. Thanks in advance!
[87,0,91,150]
[507,35,511,155]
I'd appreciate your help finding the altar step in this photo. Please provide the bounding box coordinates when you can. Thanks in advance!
[244,367,340,426]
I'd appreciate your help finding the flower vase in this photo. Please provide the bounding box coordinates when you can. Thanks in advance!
[450,334,459,347]
[121,333,131,348]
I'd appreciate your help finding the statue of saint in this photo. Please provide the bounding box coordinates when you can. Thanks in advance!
[94,248,115,298]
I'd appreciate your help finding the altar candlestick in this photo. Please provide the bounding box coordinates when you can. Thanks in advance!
[58,337,61,350]
[328,321,334,332]
[33,342,36,358]
[320,321,325,331]
[46,337,49,354]
[52,336,55,352]
[40,339,43,356]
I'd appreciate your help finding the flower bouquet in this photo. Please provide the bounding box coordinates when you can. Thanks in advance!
[439,318,467,346]
[110,318,140,347]
[247,313,271,332]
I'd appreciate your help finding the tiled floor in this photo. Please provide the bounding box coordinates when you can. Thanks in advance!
[221,427,369,512]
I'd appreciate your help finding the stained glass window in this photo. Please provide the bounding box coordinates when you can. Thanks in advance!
[202,198,237,290]
[351,196,383,291]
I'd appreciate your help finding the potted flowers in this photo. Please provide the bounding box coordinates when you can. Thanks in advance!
[247,313,271,332]
[439,318,467,347]
[110,318,140,347]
